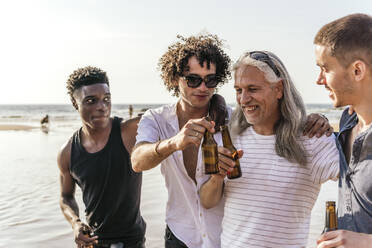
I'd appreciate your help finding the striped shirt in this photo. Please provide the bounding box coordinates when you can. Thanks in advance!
[221,126,339,248]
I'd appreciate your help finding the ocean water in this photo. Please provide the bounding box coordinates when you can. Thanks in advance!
[0,103,341,248]
[0,103,343,127]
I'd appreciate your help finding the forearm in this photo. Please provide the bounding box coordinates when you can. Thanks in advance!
[131,139,177,172]
[60,195,81,229]
[200,176,224,209]
[360,233,372,247]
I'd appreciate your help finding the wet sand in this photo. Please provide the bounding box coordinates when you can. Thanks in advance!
[0,124,38,131]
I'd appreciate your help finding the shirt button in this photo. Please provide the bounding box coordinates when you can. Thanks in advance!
[200,213,202,217]
[203,234,206,238]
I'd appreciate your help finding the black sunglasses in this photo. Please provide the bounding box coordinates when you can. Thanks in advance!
[183,74,219,88]
[249,51,281,77]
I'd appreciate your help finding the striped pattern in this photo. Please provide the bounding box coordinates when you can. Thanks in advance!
[221,127,339,248]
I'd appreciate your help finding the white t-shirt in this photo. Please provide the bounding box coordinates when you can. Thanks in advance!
[136,103,230,248]
[221,126,339,248]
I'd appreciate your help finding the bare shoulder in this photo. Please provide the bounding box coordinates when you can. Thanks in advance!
[57,138,72,173]
[120,116,141,154]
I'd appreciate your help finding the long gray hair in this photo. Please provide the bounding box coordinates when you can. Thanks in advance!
[230,51,308,166]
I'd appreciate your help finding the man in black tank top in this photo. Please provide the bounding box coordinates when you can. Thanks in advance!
[58,66,146,248]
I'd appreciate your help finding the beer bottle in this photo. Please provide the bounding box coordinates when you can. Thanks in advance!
[322,201,337,233]
[220,125,242,179]
[202,127,219,174]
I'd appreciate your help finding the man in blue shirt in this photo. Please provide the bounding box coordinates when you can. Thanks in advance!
[315,13,372,248]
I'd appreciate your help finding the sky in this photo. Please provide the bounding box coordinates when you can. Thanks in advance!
[0,0,371,105]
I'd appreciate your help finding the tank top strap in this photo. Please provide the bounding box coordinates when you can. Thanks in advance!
[111,116,122,140]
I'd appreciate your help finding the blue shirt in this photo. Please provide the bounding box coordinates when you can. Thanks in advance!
[337,108,372,233]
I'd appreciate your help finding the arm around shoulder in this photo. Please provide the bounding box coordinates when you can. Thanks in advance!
[120,116,141,155]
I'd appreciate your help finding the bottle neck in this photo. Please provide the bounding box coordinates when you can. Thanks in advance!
[325,202,337,230]
[221,125,233,147]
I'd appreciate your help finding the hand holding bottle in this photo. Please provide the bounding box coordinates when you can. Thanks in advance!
[73,221,98,248]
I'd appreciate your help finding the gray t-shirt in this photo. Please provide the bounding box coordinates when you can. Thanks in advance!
[337,109,372,233]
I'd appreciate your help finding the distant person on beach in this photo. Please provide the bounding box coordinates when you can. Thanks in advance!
[57,66,146,248]
[314,14,372,248]
[129,104,133,118]
[199,51,340,248]
[131,34,332,248]
[40,114,49,126]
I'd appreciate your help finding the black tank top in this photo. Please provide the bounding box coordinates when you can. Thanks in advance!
[70,117,146,244]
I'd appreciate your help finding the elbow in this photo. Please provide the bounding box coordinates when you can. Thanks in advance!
[131,154,143,173]
[201,197,216,209]
[201,201,213,209]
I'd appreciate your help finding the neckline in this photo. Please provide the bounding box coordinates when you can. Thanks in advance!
[78,117,115,155]
[249,126,275,138]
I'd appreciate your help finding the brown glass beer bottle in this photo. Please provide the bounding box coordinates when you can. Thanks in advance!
[220,125,242,179]
[202,128,219,174]
[322,201,338,233]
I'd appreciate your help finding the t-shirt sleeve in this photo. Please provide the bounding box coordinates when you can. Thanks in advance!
[310,134,340,184]
[135,109,160,145]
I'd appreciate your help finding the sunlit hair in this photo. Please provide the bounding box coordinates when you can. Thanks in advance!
[314,13,372,70]
[66,66,109,109]
[158,33,231,97]
[230,51,308,166]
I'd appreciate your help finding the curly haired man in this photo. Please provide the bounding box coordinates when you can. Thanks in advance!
[131,34,231,248]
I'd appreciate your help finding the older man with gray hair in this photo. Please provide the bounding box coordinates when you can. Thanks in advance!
[200,51,340,248]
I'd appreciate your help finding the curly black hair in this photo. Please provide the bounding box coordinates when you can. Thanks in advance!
[66,66,109,109]
[158,34,231,97]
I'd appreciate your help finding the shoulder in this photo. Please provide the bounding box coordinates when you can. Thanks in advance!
[302,133,337,153]
[143,104,175,118]
[120,116,140,135]
[57,137,73,173]
[120,116,141,154]
[137,103,176,129]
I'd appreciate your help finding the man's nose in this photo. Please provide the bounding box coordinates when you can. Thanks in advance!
[240,90,252,103]
[97,100,109,111]
[197,81,209,91]
[316,73,325,85]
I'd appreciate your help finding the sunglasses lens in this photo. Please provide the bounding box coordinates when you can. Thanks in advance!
[185,75,202,88]
[185,75,219,88]
[204,75,219,88]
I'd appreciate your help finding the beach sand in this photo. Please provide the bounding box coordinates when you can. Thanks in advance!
[0,124,38,131]
[0,124,339,248]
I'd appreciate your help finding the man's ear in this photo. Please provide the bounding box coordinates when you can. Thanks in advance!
[275,80,284,100]
[72,89,80,110]
[351,60,367,82]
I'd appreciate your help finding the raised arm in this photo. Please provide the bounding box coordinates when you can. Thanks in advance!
[131,116,215,172]
[57,141,97,247]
